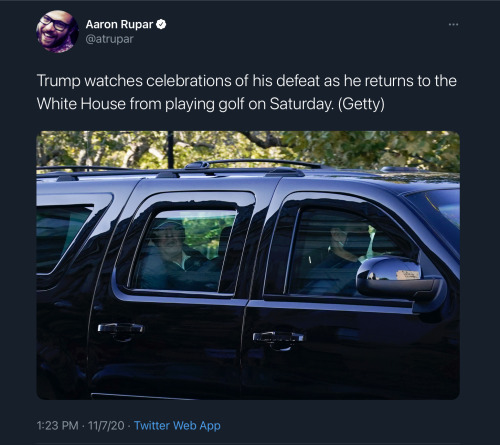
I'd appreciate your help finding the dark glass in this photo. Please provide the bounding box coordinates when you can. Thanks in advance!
[132,210,236,292]
[36,205,93,273]
[288,208,411,297]
[406,189,460,254]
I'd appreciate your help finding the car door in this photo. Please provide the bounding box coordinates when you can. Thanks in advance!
[37,181,138,399]
[241,186,459,399]
[87,177,278,399]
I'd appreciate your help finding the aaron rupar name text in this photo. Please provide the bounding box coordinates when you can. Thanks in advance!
[86,19,155,30]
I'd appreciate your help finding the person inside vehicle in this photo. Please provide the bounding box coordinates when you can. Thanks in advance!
[36,10,79,53]
[137,220,208,290]
[299,222,370,296]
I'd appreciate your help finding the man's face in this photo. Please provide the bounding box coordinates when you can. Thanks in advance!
[330,227,348,247]
[37,11,73,48]
[156,227,184,259]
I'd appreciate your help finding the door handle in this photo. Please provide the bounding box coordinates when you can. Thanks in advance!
[98,323,145,334]
[253,331,305,343]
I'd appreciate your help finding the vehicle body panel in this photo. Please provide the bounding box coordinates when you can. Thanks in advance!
[36,170,460,399]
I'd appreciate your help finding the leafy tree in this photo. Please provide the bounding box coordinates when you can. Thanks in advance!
[36,130,459,172]
[281,131,459,172]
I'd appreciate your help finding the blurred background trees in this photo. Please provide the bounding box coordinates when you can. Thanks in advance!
[36,130,459,172]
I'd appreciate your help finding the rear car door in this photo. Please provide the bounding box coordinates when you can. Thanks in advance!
[241,180,459,399]
[37,180,139,399]
[87,176,279,399]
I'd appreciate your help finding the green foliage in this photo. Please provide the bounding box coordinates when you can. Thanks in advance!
[36,130,459,172]
[183,213,235,259]
[281,131,459,172]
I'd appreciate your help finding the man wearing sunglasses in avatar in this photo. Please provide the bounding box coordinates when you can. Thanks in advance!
[36,11,78,53]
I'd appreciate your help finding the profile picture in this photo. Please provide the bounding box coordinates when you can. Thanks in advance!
[36,10,79,53]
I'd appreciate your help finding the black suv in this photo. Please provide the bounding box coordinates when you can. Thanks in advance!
[36,160,460,400]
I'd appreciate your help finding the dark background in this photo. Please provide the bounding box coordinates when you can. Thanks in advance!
[2,1,498,444]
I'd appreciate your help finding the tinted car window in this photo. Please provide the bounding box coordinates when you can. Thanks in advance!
[405,188,459,253]
[288,208,411,297]
[132,209,236,292]
[36,205,93,273]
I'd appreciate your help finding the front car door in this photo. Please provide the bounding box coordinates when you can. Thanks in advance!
[242,181,459,399]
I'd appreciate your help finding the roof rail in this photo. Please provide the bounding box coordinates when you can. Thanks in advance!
[55,173,79,182]
[184,159,333,170]
[36,165,134,172]
[380,166,420,173]
[37,160,322,181]
[265,167,305,177]
[157,167,304,178]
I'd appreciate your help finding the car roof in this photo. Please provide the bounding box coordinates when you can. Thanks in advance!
[305,171,459,194]
[36,160,459,195]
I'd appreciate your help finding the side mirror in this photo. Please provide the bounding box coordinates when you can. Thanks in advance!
[356,256,442,301]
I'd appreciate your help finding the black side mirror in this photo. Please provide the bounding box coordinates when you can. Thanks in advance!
[356,256,442,301]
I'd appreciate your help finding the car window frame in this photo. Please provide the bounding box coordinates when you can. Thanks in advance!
[263,192,420,308]
[36,193,113,289]
[113,191,256,300]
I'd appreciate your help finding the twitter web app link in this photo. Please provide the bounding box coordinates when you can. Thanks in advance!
[85,18,166,45]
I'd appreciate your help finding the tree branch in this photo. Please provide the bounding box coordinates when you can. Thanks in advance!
[238,131,289,149]
[385,148,431,164]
